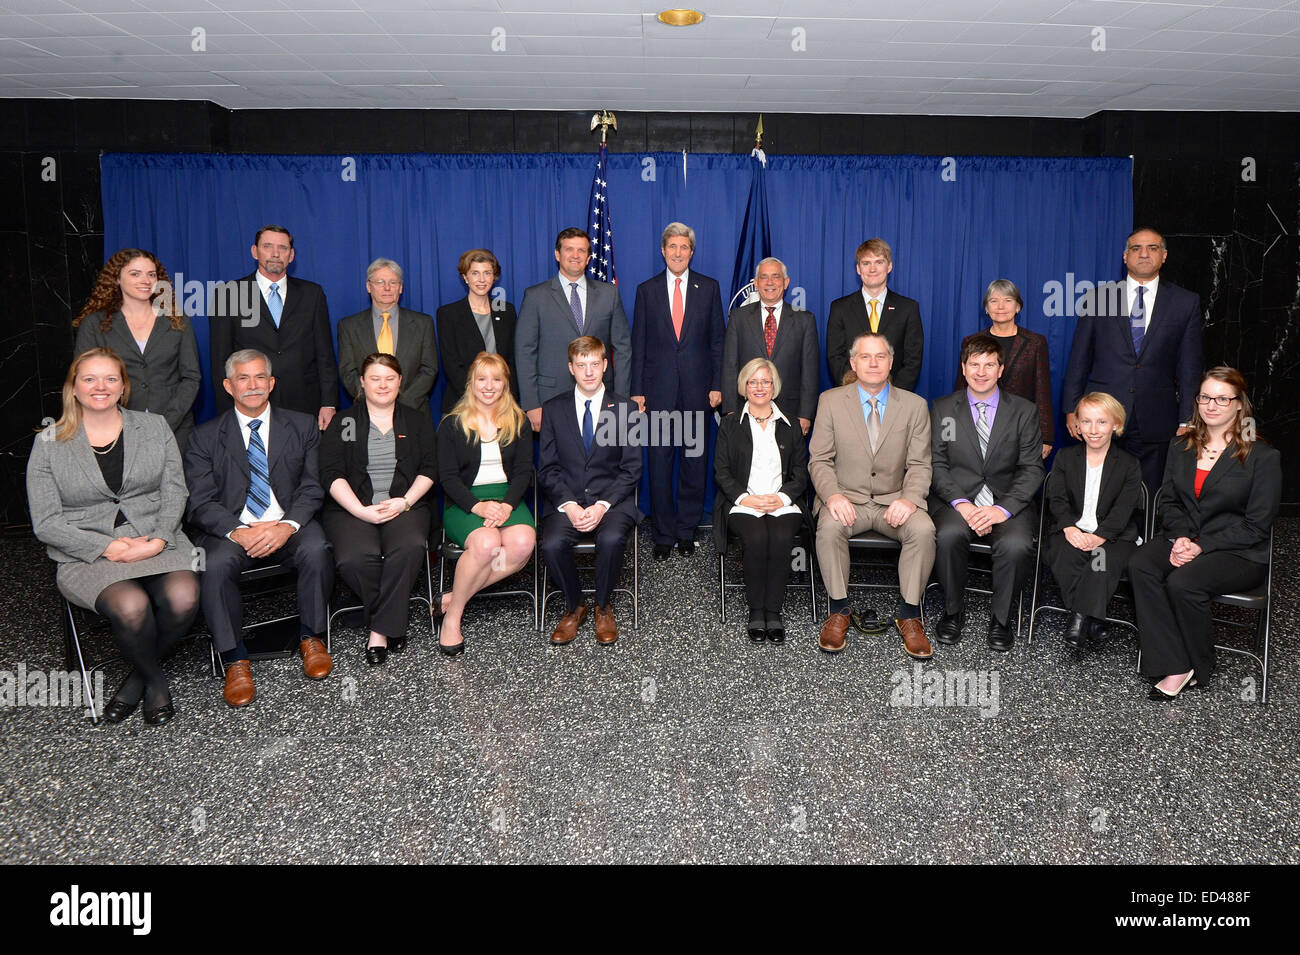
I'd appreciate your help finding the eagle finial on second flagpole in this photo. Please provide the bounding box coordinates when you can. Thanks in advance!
[590,110,618,145]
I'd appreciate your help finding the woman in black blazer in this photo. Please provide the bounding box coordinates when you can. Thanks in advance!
[436,249,520,414]
[714,357,810,644]
[1130,367,1282,700]
[436,351,535,654]
[1045,392,1143,649]
[319,353,438,665]
[73,249,202,451]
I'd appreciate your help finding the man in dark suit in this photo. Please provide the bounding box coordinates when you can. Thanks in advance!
[538,336,642,647]
[631,222,725,560]
[825,238,924,391]
[184,348,334,707]
[211,224,339,429]
[336,257,438,414]
[1063,226,1204,492]
[516,228,632,433]
[930,334,1044,651]
[721,257,819,434]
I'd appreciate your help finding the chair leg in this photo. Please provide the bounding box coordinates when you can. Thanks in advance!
[1259,601,1270,705]
[632,523,639,631]
[65,604,101,725]
[718,553,727,624]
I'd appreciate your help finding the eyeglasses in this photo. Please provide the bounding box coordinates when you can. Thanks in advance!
[1195,394,1238,407]
[369,280,401,288]
[746,378,774,388]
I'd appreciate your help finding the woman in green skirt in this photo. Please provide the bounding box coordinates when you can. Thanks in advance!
[436,351,536,654]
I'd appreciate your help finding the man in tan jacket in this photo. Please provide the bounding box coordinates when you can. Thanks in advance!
[809,333,935,657]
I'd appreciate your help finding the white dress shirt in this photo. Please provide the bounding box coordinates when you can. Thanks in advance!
[559,272,588,322]
[1126,273,1159,336]
[730,402,801,518]
[559,385,610,513]
[667,268,690,311]
[1076,460,1104,534]
[256,270,288,312]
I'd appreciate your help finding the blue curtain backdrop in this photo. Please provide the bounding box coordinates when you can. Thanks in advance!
[102,152,1131,514]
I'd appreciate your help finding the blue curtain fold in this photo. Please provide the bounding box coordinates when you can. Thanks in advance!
[102,150,1131,516]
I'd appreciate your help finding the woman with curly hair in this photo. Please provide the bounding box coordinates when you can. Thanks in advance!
[73,249,202,451]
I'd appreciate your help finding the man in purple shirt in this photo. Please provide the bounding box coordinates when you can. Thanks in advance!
[929,334,1043,650]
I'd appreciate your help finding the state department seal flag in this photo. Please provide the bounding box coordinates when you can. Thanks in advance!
[586,142,617,285]
[729,147,771,311]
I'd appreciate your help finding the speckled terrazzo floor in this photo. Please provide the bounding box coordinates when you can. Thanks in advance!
[2,519,1296,864]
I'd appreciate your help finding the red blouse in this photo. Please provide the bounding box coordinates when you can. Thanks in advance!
[1194,466,1211,498]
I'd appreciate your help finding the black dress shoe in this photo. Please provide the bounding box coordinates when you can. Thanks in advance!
[765,612,785,644]
[935,611,965,645]
[1063,612,1090,649]
[851,607,888,635]
[388,634,407,654]
[747,609,766,643]
[1087,618,1108,647]
[366,644,388,666]
[677,539,696,556]
[142,698,175,726]
[653,544,673,562]
[987,618,1014,652]
[102,695,139,724]
[438,640,465,656]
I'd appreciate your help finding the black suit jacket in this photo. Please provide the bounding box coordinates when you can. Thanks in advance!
[537,389,642,519]
[435,297,520,414]
[930,389,1043,517]
[711,410,810,552]
[1045,443,1143,541]
[336,306,438,412]
[210,272,338,416]
[630,270,725,410]
[183,406,324,537]
[1155,438,1281,564]
[318,402,437,511]
[721,301,820,421]
[826,289,924,391]
[1062,278,1202,439]
[436,413,534,513]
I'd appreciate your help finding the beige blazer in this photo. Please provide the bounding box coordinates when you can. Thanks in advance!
[808,383,932,512]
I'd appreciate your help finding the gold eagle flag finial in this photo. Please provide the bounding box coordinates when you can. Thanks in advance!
[590,110,618,145]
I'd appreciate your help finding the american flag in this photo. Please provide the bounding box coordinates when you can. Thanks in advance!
[586,143,617,285]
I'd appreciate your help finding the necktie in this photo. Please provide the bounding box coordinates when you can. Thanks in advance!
[570,282,584,333]
[267,283,283,328]
[868,299,880,334]
[246,419,271,519]
[582,399,594,455]
[763,306,777,357]
[974,402,994,506]
[1131,285,1146,354]
[376,311,394,355]
[671,277,684,340]
[866,396,881,452]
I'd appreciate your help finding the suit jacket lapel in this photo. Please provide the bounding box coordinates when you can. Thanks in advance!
[120,412,143,491]
[70,424,113,497]
[552,277,583,335]
[223,413,251,486]
[984,391,1010,455]
[954,393,983,462]
[844,386,875,459]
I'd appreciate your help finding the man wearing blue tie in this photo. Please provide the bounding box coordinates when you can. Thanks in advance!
[211,225,339,430]
[538,337,642,647]
[631,223,725,561]
[184,349,334,707]
[1063,227,1203,493]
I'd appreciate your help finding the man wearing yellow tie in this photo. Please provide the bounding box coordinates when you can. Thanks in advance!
[337,258,439,416]
[825,239,925,392]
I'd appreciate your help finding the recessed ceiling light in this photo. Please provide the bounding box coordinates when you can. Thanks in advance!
[657,9,704,26]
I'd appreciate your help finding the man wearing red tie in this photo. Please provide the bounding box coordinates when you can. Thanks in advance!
[631,223,726,561]
[720,258,820,434]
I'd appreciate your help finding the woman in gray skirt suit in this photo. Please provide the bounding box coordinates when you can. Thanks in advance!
[27,347,199,725]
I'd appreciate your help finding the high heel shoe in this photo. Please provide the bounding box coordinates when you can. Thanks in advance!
[438,639,465,656]
[142,697,175,726]
[1148,669,1195,701]
[102,694,140,724]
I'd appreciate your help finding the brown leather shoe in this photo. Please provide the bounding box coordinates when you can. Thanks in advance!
[818,611,851,652]
[594,604,618,645]
[300,637,333,680]
[550,604,588,645]
[223,660,256,707]
[896,617,933,659]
